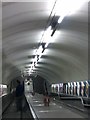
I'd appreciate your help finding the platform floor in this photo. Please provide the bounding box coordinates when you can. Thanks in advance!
[2,93,89,119]
[25,93,89,118]
[54,96,90,114]
[2,96,34,119]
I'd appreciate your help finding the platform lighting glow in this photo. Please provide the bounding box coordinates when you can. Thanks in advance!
[36,45,43,55]
[38,52,43,60]
[55,0,88,16]
[42,26,52,43]
[47,0,56,14]
[45,42,49,48]
[29,26,58,74]
[0,84,7,88]
[33,55,37,63]
[31,69,33,72]
[58,16,64,24]
[54,0,88,23]
[28,65,33,73]
[43,26,53,48]
[31,63,34,69]
[51,31,61,43]
[34,61,37,66]
[28,0,89,75]
[26,64,31,67]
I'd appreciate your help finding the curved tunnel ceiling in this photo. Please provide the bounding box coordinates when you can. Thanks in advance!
[2,1,89,84]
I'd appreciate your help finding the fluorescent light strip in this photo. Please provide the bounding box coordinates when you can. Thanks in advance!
[36,45,43,55]
[28,0,88,75]
[55,0,88,22]
[28,26,52,74]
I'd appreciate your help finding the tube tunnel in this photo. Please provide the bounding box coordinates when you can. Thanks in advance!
[0,0,90,119]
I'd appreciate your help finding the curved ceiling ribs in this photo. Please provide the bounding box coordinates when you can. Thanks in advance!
[2,1,88,84]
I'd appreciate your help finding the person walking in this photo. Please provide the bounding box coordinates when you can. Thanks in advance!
[15,80,24,111]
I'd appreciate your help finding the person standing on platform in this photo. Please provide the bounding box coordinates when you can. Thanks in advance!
[43,81,50,106]
[15,80,24,111]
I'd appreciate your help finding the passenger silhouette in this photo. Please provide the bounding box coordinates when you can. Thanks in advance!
[15,80,24,111]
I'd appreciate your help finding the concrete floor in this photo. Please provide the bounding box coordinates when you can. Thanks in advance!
[25,93,89,118]
[1,92,89,119]
[2,96,33,119]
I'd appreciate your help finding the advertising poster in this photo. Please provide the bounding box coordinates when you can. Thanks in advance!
[77,82,80,96]
[55,84,58,94]
[55,84,59,94]
[51,84,55,93]
[51,84,54,93]
[52,84,54,93]
[66,83,68,94]
[81,81,85,97]
[85,81,89,97]
[0,84,7,97]
[73,82,77,95]
[54,84,57,93]
[68,83,70,95]
[53,84,56,93]
[70,82,73,95]
[63,83,66,94]
[89,80,90,97]
[83,81,86,97]
[59,83,63,93]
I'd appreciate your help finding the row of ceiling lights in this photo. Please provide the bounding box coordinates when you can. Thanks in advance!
[24,0,89,76]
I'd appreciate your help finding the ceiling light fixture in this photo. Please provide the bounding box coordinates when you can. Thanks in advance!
[26,0,89,76]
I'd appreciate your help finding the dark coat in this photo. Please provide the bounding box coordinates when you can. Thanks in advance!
[16,84,24,97]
